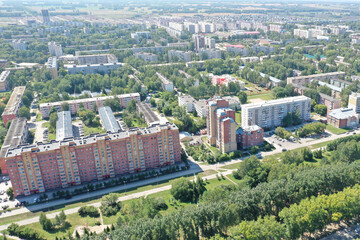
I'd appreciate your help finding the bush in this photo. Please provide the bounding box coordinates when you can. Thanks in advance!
[78,206,100,218]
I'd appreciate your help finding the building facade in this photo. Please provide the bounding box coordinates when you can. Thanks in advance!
[40,93,140,118]
[12,39,27,51]
[45,57,58,79]
[156,72,174,92]
[0,70,10,91]
[48,42,63,57]
[327,108,359,129]
[6,123,181,197]
[168,50,191,62]
[241,96,311,129]
[236,125,264,149]
[65,62,122,75]
[134,52,158,62]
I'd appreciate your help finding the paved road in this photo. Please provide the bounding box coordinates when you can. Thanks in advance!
[0,169,233,231]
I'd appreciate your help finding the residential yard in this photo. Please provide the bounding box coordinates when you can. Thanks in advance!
[325,124,349,135]
[83,125,106,136]
[235,110,241,125]
[247,92,273,102]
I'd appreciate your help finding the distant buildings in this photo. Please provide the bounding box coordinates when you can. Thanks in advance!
[77,54,118,65]
[211,74,246,89]
[48,42,63,57]
[40,93,140,118]
[168,50,191,62]
[131,31,151,43]
[198,49,221,60]
[294,28,327,39]
[135,52,158,62]
[0,71,10,91]
[225,44,249,56]
[12,39,27,51]
[207,97,237,153]
[65,62,122,75]
[193,35,215,50]
[41,9,50,24]
[252,45,275,54]
[286,72,346,86]
[2,86,26,126]
[156,72,174,92]
[45,57,58,79]
[241,96,311,129]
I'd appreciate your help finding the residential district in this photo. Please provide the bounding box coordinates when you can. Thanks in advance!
[0,1,360,240]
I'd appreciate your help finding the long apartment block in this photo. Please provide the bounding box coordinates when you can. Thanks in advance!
[241,96,311,129]
[2,86,26,126]
[39,93,140,118]
[6,123,181,197]
[286,72,345,86]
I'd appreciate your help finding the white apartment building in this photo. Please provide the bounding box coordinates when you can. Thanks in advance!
[45,57,58,79]
[241,96,311,129]
[12,39,27,50]
[168,50,191,62]
[194,100,208,118]
[135,52,158,62]
[348,92,360,114]
[131,31,151,43]
[178,94,196,112]
[77,54,118,65]
[48,41,63,57]
[0,71,9,91]
[198,49,222,60]
[156,72,174,92]
[65,62,122,75]
[252,45,275,54]
[269,24,283,33]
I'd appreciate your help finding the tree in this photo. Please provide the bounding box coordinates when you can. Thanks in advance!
[62,102,70,111]
[237,91,247,104]
[100,193,122,217]
[6,187,14,200]
[170,178,194,202]
[39,213,53,231]
[126,99,137,113]
[314,104,327,116]
[59,210,66,225]
[18,106,30,120]
[49,112,58,131]
[193,176,207,202]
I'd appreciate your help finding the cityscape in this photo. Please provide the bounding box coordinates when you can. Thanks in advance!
[0,0,359,239]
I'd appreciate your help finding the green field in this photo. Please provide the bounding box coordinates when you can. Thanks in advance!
[247,92,273,101]
[83,125,106,136]
[325,124,349,135]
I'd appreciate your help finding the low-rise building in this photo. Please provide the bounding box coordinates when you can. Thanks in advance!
[178,94,196,112]
[77,54,118,65]
[65,62,122,75]
[236,125,264,149]
[40,93,140,118]
[198,49,222,60]
[327,108,359,129]
[225,44,249,56]
[135,52,158,62]
[99,106,121,133]
[156,72,174,92]
[168,50,191,62]
[45,57,58,79]
[287,72,345,86]
[194,100,208,118]
[0,70,10,91]
[0,117,28,174]
[2,86,26,126]
[56,111,73,141]
[223,96,241,110]
[211,74,245,89]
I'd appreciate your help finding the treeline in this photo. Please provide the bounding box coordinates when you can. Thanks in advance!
[98,162,360,240]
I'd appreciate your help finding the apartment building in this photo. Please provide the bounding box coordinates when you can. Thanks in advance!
[41,9,50,24]
[168,50,191,62]
[236,125,264,149]
[178,94,196,112]
[40,93,140,118]
[225,45,249,56]
[252,45,275,54]
[2,86,26,126]
[156,72,174,92]
[241,96,311,129]
[223,96,241,110]
[137,102,168,126]
[131,31,151,44]
[48,42,63,57]
[45,57,58,79]
[135,52,158,62]
[193,35,215,50]
[269,24,283,33]
[5,123,181,197]
[194,100,208,118]
[348,92,360,114]
[211,74,246,89]
[56,111,73,141]
[0,118,28,174]
[198,49,221,60]
[207,97,237,153]
[286,72,345,86]
[77,54,118,65]
[99,106,121,133]
[0,70,10,91]
[65,62,122,75]
[12,39,27,51]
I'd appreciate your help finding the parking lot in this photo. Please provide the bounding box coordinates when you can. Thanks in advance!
[0,178,21,213]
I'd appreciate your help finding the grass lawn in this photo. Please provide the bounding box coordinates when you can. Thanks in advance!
[220,162,242,170]
[48,133,56,141]
[42,122,50,128]
[36,113,42,121]
[26,213,100,239]
[235,111,241,124]
[83,125,106,136]
[131,118,147,128]
[247,92,273,101]
[325,124,349,135]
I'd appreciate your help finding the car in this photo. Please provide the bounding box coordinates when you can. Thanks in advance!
[33,197,38,203]
[282,148,287,152]
[3,198,7,202]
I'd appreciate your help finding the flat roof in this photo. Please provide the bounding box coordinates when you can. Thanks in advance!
[328,108,357,119]
[242,96,310,109]
[0,71,10,82]
[99,106,121,133]
[0,117,27,158]
[56,111,73,141]
[225,44,245,48]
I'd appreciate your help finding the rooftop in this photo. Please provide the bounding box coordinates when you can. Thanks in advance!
[56,111,73,141]
[242,96,310,109]
[0,71,10,82]
[0,117,27,158]
[225,44,246,48]
[2,86,26,116]
[99,106,121,133]
[328,108,357,119]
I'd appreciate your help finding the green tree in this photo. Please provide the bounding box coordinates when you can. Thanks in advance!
[18,106,30,120]
[170,177,194,202]
[237,91,247,104]
[49,112,58,131]
[314,104,327,116]
[6,187,14,200]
